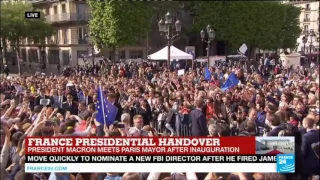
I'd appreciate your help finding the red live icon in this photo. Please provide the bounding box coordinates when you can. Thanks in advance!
[25,12,40,19]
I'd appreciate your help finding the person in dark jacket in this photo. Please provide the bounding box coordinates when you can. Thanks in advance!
[66,86,79,102]
[80,89,93,106]
[190,97,208,136]
[136,99,152,126]
[266,114,284,136]
[238,108,258,136]
[34,88,51,107]
[301,118,319,179]
[3,65,10,77]
[62,94,78,115]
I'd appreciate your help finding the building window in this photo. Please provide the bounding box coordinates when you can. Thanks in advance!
[129,51,143,59]
[54,29,60,44]
[119,51,125,59]
[48,50,60,64]
[78,27,87,44]
[304,14,310,22]
[305,4,310,10]
[46,36,52,44]
[29,39,34,45]
[76,4,87,14]
[28,49,39,63]
[61,4,66,13]
[21,49,27,62]
[76,4,88,20]
[62,50,70,65]
[304,25,308,32]
[53,6,58,14]
[62,28,68,44]
[21,38,26,45]
[45,7,49,15]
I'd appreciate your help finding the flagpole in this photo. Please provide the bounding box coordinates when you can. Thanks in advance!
[99,84,107,125]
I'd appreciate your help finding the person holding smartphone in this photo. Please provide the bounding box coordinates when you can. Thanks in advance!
[35,88,50,107]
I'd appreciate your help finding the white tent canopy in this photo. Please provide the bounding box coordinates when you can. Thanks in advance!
[227,54,247,58]
[148,45,193,61]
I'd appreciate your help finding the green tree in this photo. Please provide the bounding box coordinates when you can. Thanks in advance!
[88,0,152,60]
[28,13,55,47]
[275,4,301,51]
[193,2,301,57]
[0,1,54,75]
[148,1,182,16]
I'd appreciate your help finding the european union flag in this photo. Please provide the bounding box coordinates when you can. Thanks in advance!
[96,85,118,125]
[221,72,239,91]
[204,67,211,81]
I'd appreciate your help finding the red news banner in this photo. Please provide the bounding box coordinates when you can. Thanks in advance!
[25,137,256,155]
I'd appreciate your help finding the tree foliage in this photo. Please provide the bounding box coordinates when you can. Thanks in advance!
[0,1,54,50]
[28,11,55,46]
[275,4,302,50]
[88,1,152,49]
[193,2,301,51]
[147,1,182,18]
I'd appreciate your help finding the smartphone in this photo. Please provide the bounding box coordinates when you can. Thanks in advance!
[113,121,125,128]
[40,99,51,106]
[117,124,125,128]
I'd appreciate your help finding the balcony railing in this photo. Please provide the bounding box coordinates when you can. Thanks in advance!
[304,7,311,11]
[303,18,310,22]
[29,0,47,4]
[302,30,309,34]
[47,39,59,44]
[45,13,91,23]
[78,39,87,44]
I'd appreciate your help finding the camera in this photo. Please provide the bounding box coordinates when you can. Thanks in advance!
[113,121,125,128]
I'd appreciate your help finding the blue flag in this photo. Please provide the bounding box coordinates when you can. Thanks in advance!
[96,86,118,125]
[221,72,239,91]
[204,67,211,81]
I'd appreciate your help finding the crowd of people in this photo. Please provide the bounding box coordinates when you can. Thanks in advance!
[0,57,319,180]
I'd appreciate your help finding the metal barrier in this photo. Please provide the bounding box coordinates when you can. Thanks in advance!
[148,113,191,136]
[180,124,191,136]
[150,119,167,135]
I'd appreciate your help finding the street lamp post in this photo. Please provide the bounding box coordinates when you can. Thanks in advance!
[308,29,316,62]
[158,12,182,68]
[302,36,307,54]
[302,36,307,65]
[200,25,215,62]
[84,33,95,65]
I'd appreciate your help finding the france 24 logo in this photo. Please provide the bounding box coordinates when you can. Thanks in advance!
[276,154,295,173]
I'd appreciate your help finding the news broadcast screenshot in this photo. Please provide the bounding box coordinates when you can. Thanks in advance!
[1,0,320,180]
